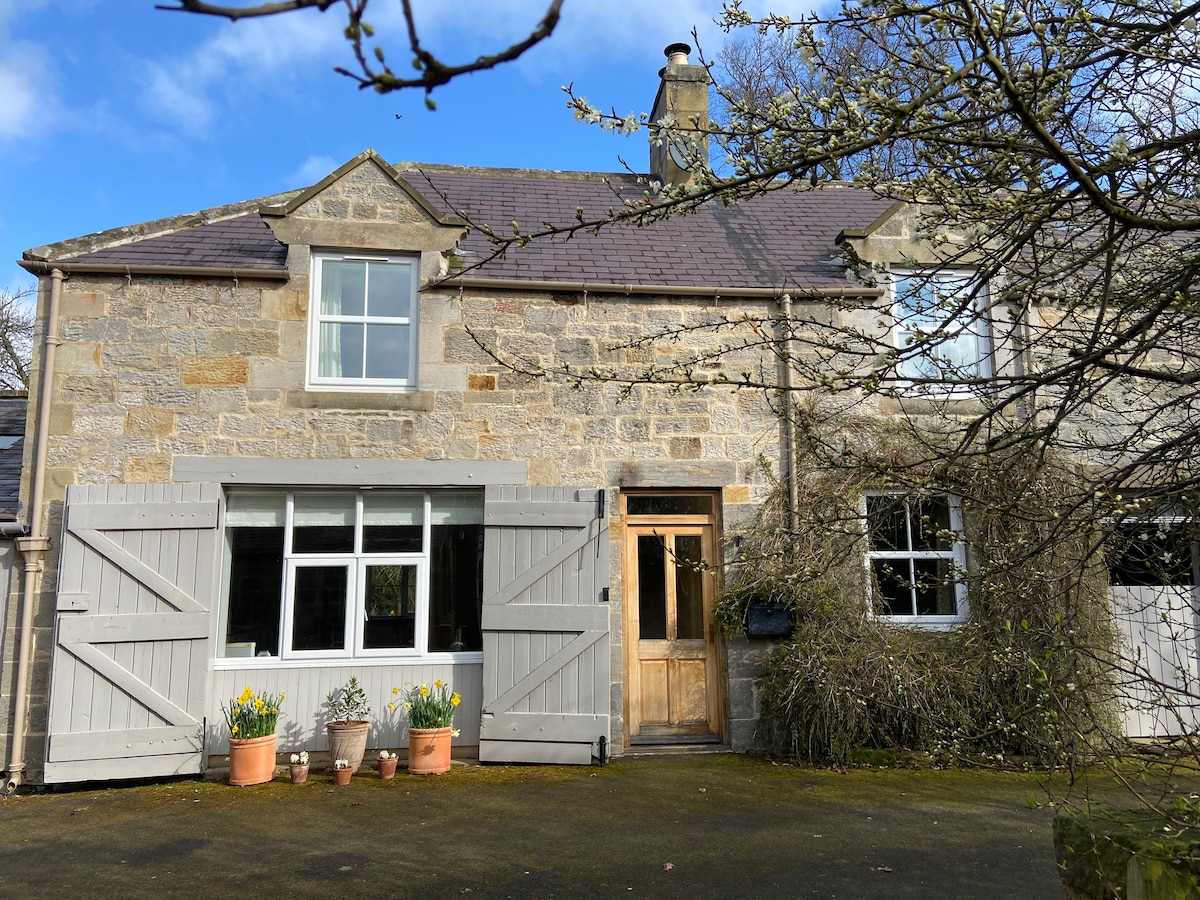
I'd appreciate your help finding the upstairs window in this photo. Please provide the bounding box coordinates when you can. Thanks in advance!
[891,270,991,390]
[219,489,483,660]
[308,252,419,390]
[865,492,968,626]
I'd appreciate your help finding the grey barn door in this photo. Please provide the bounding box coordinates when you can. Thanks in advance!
[44,484,220,783]
[479,486,610,764]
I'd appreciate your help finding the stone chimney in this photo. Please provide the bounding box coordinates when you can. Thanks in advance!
[649,42,710,187]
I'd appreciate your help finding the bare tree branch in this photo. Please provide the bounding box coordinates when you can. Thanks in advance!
[160,0,563,101]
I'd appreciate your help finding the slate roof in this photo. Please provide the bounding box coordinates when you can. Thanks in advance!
[56,214,287,271]
[29,164,895,293]
[0,396,27,521]
[409,167,895,293]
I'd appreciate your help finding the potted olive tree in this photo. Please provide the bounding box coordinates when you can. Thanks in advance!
[324,677,371,773]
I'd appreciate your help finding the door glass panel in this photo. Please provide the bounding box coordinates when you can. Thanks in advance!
[362,564,417,650]
[627,495,713,516]
[291,565,348,651]
[674,535,704,640]
[637,534,667,640]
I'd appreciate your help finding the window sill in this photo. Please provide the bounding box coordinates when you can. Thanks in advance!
[872,616,968,632]
[285,389,435,411]
[214,652,484,670]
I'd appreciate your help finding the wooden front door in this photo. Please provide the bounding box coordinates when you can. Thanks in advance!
[623,494,723,744]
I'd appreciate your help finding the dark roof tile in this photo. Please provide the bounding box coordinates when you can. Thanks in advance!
[58,214,286,271]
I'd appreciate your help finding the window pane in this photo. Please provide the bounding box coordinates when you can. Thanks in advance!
[362,564,417,650]
[318,322,364,378]
[366,261,412,318]
[1109,523,1196,587]
[911,496,952,551]
[674,535,704,640]
[430,491,484,525]
[872,558,913,616]
[363,492,423,553]
[637,535,667,640]
[291,565,348,651]
[226,492,285,527]
[293,493,355,553]
[428,523,484,652]
[224,526,283,657]
[364,324,410,380]
[321,260,365,316]
[626,495,713,516]
[867,495,908,551]
[913,558,958,615]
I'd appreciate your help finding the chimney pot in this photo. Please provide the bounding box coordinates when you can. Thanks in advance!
[664,42,691,67]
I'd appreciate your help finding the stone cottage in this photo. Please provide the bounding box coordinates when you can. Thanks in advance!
[1,44,1183,787]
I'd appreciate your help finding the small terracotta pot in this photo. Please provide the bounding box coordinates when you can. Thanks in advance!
[408,727,453,775]
[289,763,309,784]
[228,734,277,786]
[377,756,398,779]
[333,767,353,786]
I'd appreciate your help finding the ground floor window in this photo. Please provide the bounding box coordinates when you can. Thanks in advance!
[1108,500,1198,588]
[219,489,483,660]
[864,492,968,626]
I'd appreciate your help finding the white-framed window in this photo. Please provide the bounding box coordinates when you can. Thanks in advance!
[218,489,483,660]
[864,492,968,626]
[307,251,419,391]
[891,270,991,390]
[1108,498,1199,588]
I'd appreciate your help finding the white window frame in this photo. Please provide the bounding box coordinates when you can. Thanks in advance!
[889,269,992,394]
[307,251,420,392]
[863,491,969,629]
[220,489,480,663]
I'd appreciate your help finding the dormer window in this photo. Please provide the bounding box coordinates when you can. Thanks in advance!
[891,270,991,390]
[307,251,419,391]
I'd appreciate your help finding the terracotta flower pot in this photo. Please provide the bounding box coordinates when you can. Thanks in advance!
[333,767,353,786]
[326,721,370,773]
[377,756,398,779]
[228,734,277,786]
[289,763,309,784]
[408,727,453,775]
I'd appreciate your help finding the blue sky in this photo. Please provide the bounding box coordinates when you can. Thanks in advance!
[0,0,811,294]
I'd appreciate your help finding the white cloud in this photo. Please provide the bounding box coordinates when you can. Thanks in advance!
[404,0,823,91]
[288,154,340,188]
[138,9,345,136]
[0,41,54,141]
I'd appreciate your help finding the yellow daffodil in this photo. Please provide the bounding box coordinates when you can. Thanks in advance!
[451,693,461,706]
[392,687,400,695]
[420,685,430,697]
[434,679,443,689]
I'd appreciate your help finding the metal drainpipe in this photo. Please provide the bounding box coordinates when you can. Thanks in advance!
[778,293,799,536]
[7,268,62,792]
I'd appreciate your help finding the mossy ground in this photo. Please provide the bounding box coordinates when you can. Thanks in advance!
[0,754,1062,899]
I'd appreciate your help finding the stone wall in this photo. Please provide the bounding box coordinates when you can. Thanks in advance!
[3,261,795,776]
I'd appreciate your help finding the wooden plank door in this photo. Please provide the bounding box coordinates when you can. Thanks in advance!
[479,486,609,764]
[44,484,220,783]
[625,524,721,742]
[1112,585,1200,736]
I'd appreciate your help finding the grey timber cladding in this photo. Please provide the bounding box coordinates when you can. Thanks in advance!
[44,483,219,783]
[480,486,610,765]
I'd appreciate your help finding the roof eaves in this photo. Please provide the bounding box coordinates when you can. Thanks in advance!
[22,190,301,263]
